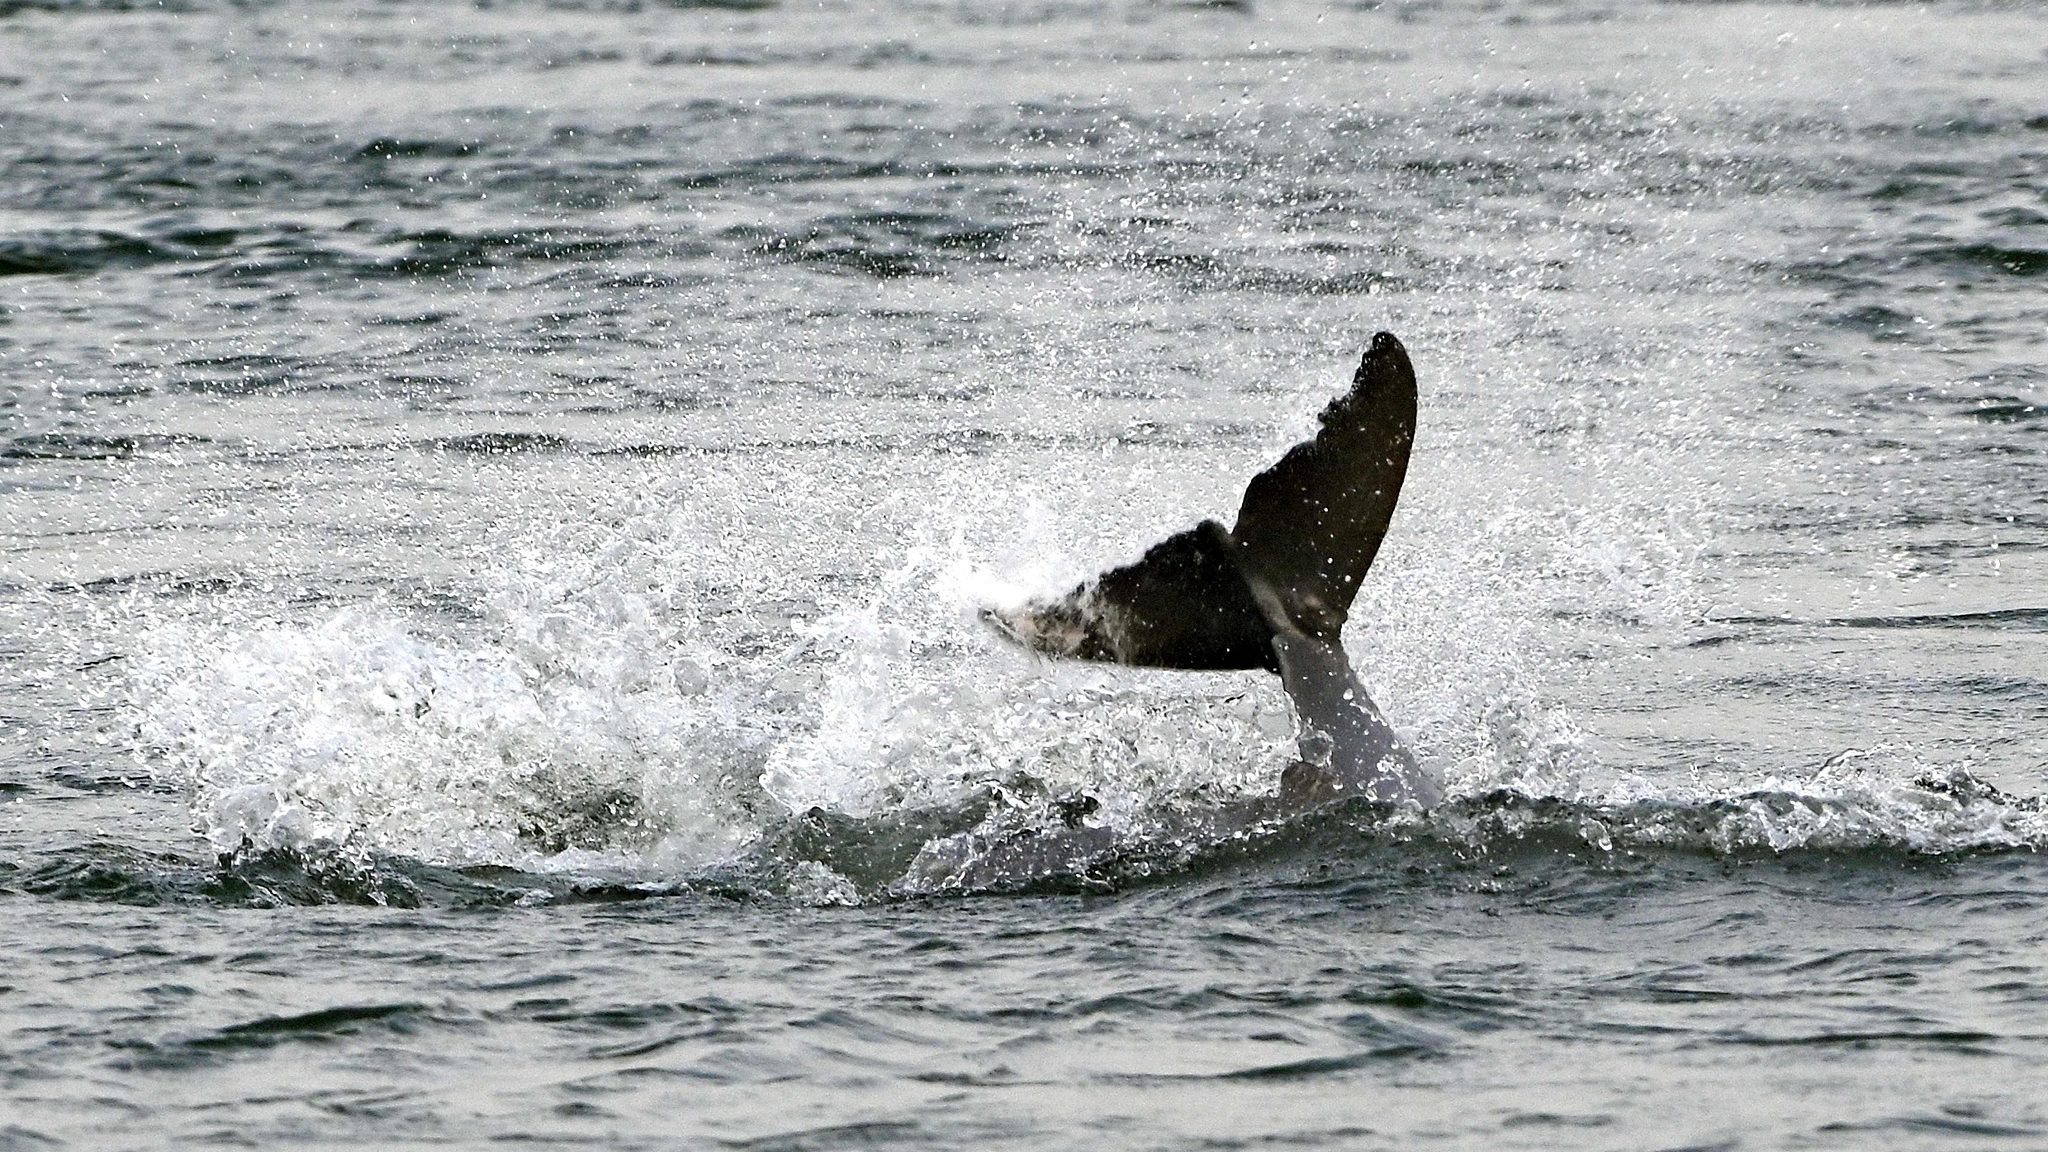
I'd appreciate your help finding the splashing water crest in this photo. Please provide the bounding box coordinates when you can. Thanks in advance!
[118,428,2042,901]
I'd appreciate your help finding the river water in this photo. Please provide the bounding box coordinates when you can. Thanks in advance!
[3,0,2046,1146]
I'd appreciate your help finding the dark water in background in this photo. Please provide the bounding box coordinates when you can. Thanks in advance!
[3,0,2047,1145]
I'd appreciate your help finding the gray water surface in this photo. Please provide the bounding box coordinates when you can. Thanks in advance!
[3,0,2047,1146]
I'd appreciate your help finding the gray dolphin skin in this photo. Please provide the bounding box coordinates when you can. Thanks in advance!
[984,331,1444,815]
[907,335,1441,893]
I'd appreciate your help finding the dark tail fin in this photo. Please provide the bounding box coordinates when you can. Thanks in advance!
[984,332,1418,671]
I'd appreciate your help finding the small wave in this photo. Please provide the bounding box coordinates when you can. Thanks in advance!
[0,0,202,14]
[1713,608,2048,632]
[2,433,206,461]
[364,227,630,277]
[427,432,577,456]
[677,155,905,189]
[1983,206,2048,229]
[1958,398,2047,425]
[1912,244,2048,278]
[737,212,1021,278]
[892,769,2048,897]
[5,219,647,284]
[0,230,194,277]
[105,1000,467,1073]
[203,225,641,281]
[1119,250,1408,296]
[353,138,480,161]
[168,351,313,395]
[1825,304,1919,340]
[1784,241,2048,294]
[643,48,761,68]
[54,571,248,599]
[202,1002,425,1042]
[3,842,206,905]
[0,840,708,909]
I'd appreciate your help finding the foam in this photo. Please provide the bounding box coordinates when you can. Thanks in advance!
[118,423,2035,898]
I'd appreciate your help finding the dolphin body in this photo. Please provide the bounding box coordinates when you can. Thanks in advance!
[906,333,1441,893]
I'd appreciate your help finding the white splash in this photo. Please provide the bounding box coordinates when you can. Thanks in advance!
[119,427,2038,892]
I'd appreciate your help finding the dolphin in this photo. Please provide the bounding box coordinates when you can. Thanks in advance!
[985,331,1441,811]
[903,334,1438,894]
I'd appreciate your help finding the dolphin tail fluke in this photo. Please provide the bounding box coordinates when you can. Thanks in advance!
[983,332,1418,670]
